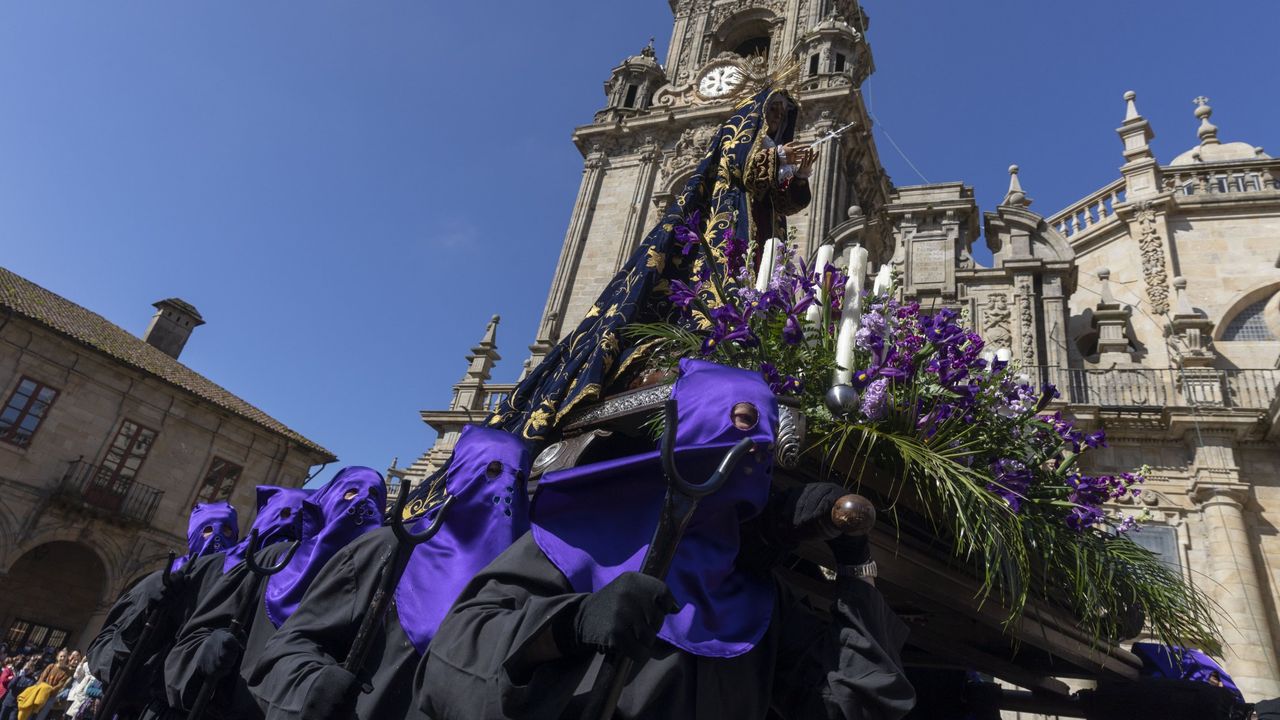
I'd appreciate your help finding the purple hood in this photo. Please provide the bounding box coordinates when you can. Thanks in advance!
[531,358,778,657]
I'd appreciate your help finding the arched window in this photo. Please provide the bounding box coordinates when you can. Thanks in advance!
[734,36,770,61]
[712,13,775,65]
[1222,295,1277,341]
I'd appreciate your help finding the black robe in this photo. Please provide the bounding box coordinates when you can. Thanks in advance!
[421,533,916,720]
[164,543,291,720]
[248,528,428,720]
[86,552,228,720]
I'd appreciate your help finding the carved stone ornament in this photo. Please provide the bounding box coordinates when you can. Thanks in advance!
[981,293,1012,349]
[1014,276,1037,366]
[660,123,719,186]
[1132,200,1171,316]
[709,0,786,28]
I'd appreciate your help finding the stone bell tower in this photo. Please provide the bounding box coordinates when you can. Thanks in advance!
[526,0,894,369]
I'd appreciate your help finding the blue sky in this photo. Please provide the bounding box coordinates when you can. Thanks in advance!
[2,1,1275,487]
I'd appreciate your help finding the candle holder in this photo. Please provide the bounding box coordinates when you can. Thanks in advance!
[824,383,860,418]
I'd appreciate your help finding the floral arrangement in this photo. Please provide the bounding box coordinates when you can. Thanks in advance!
[628,213,1220,652]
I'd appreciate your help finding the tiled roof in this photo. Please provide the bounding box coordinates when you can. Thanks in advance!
[0,267,336,461]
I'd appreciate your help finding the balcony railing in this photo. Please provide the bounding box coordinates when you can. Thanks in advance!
[57,460,164,525]
[1023,367,1280,411]
[480,384,517,413]
[1048,179,1127,240]
[1165,161,1279,198]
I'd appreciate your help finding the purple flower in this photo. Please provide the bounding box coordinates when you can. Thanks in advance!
[988,458,1032,512]
[722,228,746,268]
[782,314,805,345]
[674,211,701,255]
[860,377,889,419]
[760,362,802,395]
[1083,430,1107,449]
[668,280,699,309]
[851,368,874,389]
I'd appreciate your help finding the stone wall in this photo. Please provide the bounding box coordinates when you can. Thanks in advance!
[0,315,325,648]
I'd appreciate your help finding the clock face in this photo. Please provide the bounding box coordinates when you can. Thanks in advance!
[697,63,745,100]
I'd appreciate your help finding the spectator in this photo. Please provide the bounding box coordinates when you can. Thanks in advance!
[61,659,93,720]
[15,650,72,720]
[0,659,40,720]
[0,658,16,701]
[38,651,80,720]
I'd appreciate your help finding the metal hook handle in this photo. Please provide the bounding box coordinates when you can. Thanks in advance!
[245,529,299,577]
[660,398,757,498]
[391,479,456,546]
[160,550,177,587]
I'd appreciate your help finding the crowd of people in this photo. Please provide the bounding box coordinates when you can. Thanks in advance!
[0,648,100,720]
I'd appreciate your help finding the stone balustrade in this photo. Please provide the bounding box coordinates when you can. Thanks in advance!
[1048,179,1127,239]
[481,384,517,413]
[1026,366,1280,410]
[1165,159,1280,198]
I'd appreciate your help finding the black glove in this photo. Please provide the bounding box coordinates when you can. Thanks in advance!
[195,629,242,679]
[830,533,871,566]
[780,483,872,565]
[300,664,360,720]
[555,572,678,662]
[781,482,845,535]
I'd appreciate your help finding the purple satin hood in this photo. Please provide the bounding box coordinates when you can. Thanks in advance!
[532,358,777,657]
[264,466,386,628]
[173,501,239,572]
[395,425,532,653]
[222,486,311,573]
[1131,642,1244,702]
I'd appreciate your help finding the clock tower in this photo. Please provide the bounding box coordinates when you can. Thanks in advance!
[527,0,892,369]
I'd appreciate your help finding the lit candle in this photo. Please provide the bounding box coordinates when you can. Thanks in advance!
[804,244,836,328]
[872,264,893,295]
[754,238,781,292]
[834,244,869,385]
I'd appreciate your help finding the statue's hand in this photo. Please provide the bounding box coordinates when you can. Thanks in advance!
[780,141,808,166]
[796,148,819,179]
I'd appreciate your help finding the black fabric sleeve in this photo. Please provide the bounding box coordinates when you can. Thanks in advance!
[420,533,589,720]
[86,569,161,688]
[164,546,285,713]
[248,530,391,720]
[770,577,915,720]
[87,554,228,712]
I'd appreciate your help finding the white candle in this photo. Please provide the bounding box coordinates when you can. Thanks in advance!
[995,348,1012,363]
[804,244,836,328]
[834,245,869,385]
[754,238,781,292]
[872,264,893,295]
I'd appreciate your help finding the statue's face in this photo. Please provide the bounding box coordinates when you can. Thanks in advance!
[765,98,785,134]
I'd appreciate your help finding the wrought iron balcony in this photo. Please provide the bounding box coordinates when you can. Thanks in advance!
[1024,366,1280,411]
[56,460,164,525]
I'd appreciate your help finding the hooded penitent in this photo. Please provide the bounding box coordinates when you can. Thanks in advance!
[172,502,239,572]
[1130,643,1245,703]
[394,425,532,653]
[263,467,386,627]
[222,486,311,573]
[532,358,778,657]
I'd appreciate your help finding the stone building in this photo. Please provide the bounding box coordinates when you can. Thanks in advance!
[406,0,1280,706]
[0,267,335,650]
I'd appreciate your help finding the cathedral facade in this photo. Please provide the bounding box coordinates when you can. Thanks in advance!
[406,0,1280,705]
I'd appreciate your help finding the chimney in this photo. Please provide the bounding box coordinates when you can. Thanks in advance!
[143,298,205,359]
